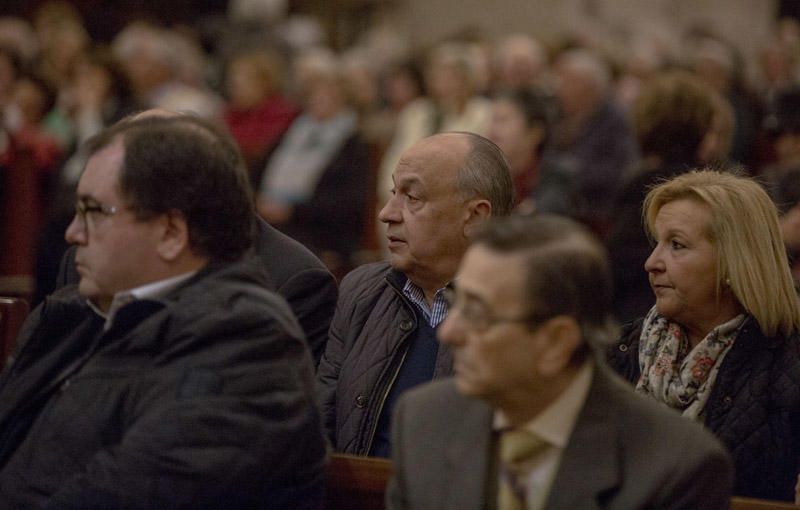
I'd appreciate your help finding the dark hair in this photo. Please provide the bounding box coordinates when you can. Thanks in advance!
[472,214,615,346]
[0,44,23,79]
[455,132,515,216]
[492,87,556,155]
[768,167,800,216]
[86,115,254,262]
[17,73,57,119]
[764,87,800,136]
[633,71,717,165]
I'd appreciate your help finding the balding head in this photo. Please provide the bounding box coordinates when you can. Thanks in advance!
[378,132,512,298]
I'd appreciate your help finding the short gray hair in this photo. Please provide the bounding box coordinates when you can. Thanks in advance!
[454,132,515,216]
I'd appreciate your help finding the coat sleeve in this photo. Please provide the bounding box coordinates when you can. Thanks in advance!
[315,267,369,446]
[278,266,338,368]
[650,440,733,510]
[42,305,326,510]
[315,287,352,446]
[385,394,409,510]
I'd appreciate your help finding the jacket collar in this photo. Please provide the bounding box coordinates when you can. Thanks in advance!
[545,364,622,509]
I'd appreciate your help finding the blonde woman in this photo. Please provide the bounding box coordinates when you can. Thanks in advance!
[609,170,800,502]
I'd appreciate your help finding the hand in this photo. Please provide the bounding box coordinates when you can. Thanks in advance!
[256,197,293,225]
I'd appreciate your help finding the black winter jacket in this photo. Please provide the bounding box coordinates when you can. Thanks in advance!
[608,316,800,501]
[316,262,453,454]
[0,256,326,509]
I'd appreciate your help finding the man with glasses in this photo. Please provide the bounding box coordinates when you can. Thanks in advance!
[387,215,733,510]
[317,132,514,457]
[54,109,337,368]
[0,115,326,509]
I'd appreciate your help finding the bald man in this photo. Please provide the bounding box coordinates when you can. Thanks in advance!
[317,132,514,457]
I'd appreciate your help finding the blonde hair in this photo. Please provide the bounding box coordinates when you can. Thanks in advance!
[644,170,800,337]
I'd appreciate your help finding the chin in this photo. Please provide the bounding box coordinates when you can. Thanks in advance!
[454,376,486,399]
[387,254,411,273]
[654,301,678,321]
[77,279,100,299]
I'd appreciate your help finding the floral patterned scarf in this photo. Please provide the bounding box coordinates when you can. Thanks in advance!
[635,306,746,420]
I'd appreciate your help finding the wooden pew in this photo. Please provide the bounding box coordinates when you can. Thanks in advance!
[0,296,28,363]
[325,454,392,510]
[730,497,797,510]
[322,454,799,510]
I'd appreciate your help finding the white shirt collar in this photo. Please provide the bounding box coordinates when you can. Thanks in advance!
[88,271,198,330]
[494,360,594,448]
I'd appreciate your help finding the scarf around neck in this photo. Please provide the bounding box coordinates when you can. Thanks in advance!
[635,306,745,420]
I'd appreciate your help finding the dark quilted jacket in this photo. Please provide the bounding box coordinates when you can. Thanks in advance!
[316,262,453,454]
[608,316,800,501]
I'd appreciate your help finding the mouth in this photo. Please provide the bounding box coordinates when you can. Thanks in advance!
[386,235,406,246]
[74,257,86,275]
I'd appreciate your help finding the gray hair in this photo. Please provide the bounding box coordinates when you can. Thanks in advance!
[454,132,515,217]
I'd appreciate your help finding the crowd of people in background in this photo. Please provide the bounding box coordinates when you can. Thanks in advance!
[3,1,800,316]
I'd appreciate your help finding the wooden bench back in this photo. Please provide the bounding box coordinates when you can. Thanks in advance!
[0,297,28,363]
[322,454,797,510]
[325,454,392,510]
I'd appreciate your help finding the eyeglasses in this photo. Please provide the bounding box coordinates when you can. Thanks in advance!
[442,285,546,332]
[74,197,118,230]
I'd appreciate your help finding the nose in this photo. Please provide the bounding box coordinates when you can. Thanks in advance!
[644,243,664,274]
[65,214,86,245]
[378,195,400,224]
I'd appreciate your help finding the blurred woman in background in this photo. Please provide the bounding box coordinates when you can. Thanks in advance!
[486,88,579,215]
[257,58,368,276]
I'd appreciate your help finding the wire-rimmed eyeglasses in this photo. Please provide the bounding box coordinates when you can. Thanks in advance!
[73,197,118,230]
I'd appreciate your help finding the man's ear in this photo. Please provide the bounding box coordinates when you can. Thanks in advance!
[156,210,190,262]
[535,315,582,377]
[463,198,492,237]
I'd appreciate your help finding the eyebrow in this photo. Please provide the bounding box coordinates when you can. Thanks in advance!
[394,175,423,188]
[456,285,489,310]
[76,193,100,203]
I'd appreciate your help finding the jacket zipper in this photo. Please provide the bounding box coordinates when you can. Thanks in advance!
[361,277,416,454]
[363,347,408,454]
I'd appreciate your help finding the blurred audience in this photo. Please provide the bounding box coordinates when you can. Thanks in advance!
[492,33,548,93]
[112,22,222,118]
[691,36,761,169]
[544,48,639,235]
[486,88,580,215]
[256,58,369,275]
[223,48,297,184]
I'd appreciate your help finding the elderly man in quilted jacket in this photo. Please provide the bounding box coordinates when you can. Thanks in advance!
[0,115,325,509]
[316,132,514,457]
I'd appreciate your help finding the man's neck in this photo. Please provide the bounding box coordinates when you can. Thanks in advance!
[494,365,582,427]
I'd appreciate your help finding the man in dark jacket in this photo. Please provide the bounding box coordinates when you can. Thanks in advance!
[316,132,514,457]
[0,115,326,509]
[56,215,337,367]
